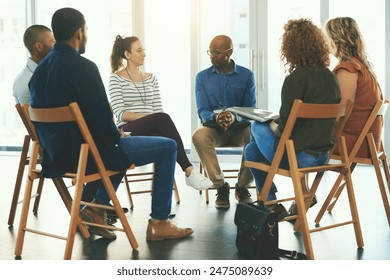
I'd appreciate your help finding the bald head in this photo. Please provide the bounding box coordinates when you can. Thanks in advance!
[208,35,234,73]
[210,35,233,50]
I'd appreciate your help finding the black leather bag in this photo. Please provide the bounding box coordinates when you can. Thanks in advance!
[234,201,307,260]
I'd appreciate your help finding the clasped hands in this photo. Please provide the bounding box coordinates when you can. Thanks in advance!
[216,109,235,132]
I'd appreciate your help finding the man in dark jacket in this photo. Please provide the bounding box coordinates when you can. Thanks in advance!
[29,7,193,241]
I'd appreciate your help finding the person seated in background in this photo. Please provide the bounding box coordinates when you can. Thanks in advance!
[13,24,55,104]
[324,17,383,158]
[29,7,193,241]
[244,18,341,219]
[192,34,255,209]
[109,35,212,191]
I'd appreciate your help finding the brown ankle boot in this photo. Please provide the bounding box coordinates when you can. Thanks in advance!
[146,219,193,241]
[80,199,117,239]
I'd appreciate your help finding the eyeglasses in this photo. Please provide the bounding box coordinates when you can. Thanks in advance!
[207,48,232,57]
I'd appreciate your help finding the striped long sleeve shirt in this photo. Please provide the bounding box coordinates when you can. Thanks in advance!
[109,73,163,127]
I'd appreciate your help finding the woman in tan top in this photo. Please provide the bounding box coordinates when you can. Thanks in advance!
[325,17,383,157]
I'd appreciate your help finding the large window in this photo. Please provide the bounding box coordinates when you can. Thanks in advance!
[0,0,132,150]
[0,0,26,149]
[266,0,321,113]
[263,0,386,113]
[199,0,251,70]
[329,0,386,94]
[35,0,133,87]
[143,0,191,147]
[0,0,388,152]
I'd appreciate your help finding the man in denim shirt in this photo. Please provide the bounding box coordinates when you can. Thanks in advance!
[192,35,256,209]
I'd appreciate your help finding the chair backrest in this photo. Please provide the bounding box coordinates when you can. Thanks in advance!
[258,99,353,193]
[273,99,353,166]
[26,102,111,176]
[16,103,39,142]
[343,99,389,160]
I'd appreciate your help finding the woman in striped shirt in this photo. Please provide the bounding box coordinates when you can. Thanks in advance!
[109,35,211,191]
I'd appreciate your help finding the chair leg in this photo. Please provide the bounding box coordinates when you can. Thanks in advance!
[326,163,357,212]
[64,174,86,260]
[64,144,90,259]
[14,140,40,257]
[314,173,341,226]
[286,141,314,259]
[14,173,34,257]
[381,155,390,194]
[110,192,139,250]
[314,162,356,227]
[380,156,390,226]
[102,173,138,250]
[123,175,135,210]
[326,177,346,212]
[367,136,390,227]
[339,137,364,248]
[32,177,45,215]
[293,174,315,232]
[373,157,390,226]
[52,177,89,238]
[344,167,364,248]
[8,135,30,226]
[200,165,211,204]
[173,180,180,204]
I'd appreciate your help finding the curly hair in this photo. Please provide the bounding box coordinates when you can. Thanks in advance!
[281,18,330,74]
[110,35,139,73]
[325,17,376,78]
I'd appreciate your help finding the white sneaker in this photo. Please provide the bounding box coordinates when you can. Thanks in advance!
[185,170,213,190]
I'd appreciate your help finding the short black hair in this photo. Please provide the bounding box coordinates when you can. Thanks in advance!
[51,7,85,43]
[23,25,52,54]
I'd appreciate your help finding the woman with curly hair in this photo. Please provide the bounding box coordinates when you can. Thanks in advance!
[109,35,212,191]
[244,18,341,217]
[325,17,383,157]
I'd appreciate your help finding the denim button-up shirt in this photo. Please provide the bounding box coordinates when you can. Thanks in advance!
[195,60,256,123]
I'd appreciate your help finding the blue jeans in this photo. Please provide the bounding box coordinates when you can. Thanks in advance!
[244,121,329,200]
[83,135,177,220]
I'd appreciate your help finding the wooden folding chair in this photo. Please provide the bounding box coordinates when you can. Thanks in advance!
[245,99,363,260]
[14,102,138,260]
[315,99,390,226]
[123,164,180,209]
[8,104,74,227]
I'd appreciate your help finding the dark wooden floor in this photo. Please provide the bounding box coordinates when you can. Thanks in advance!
[1,152,390,262]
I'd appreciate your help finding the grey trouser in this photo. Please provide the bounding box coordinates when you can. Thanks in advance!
[192,125,253,189]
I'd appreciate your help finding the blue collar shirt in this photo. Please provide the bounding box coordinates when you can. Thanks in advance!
[195,60,256,123]
[13,58,37,104]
